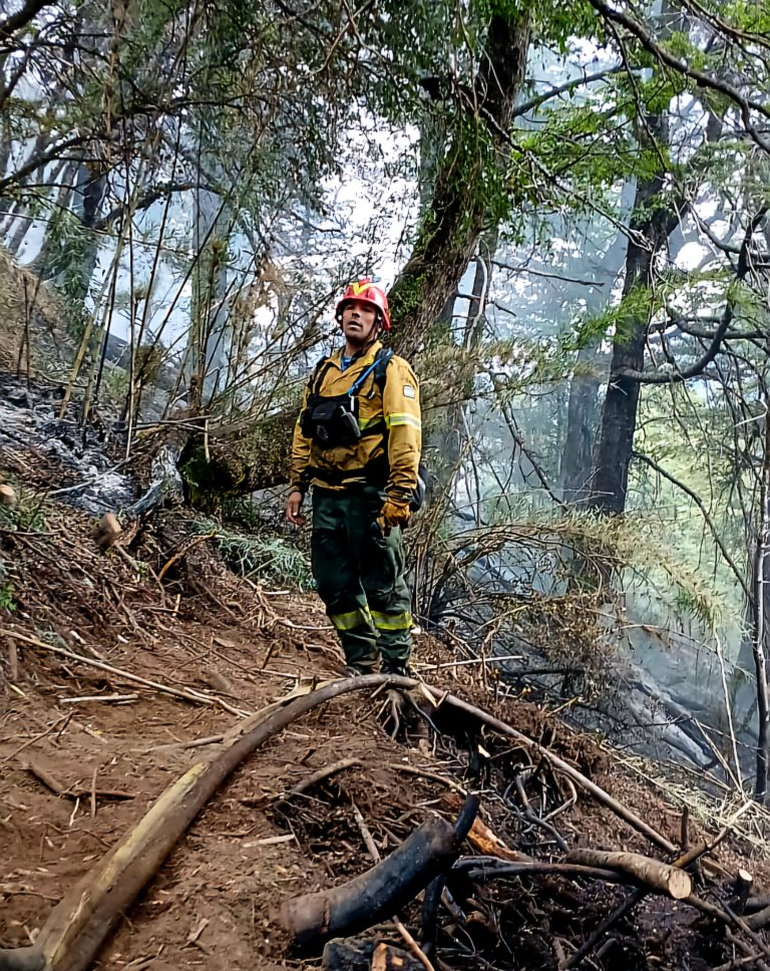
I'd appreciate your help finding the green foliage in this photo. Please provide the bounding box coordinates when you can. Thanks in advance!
[192,518,312,590]
[35,207,93,337]
[0,488,46,533]
[0,555,15,612]
[0,582,15,612]
[570,285,656,350]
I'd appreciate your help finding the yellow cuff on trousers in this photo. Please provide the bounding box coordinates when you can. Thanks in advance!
[330,606,373,631]
[371,609,412,631]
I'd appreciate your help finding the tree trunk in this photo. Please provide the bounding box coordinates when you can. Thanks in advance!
[189,185,231,406]
[587,2,692,514]
[437,226,499,485]
[560,344,606,504]
[588,147,674,514]
[751,379,770,801]
[388,12,530,358]
[178,11,530,503]
[560,200,634,504]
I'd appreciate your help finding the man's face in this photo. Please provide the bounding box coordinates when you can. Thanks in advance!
[341,299,379,346]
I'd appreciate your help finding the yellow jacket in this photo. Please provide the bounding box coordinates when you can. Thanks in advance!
[290,340,421,504]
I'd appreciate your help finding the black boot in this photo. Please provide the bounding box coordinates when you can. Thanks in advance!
[381,660,413,678]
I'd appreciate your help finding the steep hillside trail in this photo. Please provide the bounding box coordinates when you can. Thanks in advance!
[3,440,770,969]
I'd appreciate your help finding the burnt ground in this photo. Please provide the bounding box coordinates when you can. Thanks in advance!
[2,443,770,970]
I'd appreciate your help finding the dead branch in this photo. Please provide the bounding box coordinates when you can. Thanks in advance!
[388,761,468,794]
[419,684,681,857]
[441,791,529,862]
[0,674,415,971]
[22,757,136,801]
[0,628,249,716]
[454,857,624,884]
[686,895,770,963]
[565,848,692,899]
[6,636,18,681]
[351,800,436,971]
[512,771,569,852]
[270,757,362,806]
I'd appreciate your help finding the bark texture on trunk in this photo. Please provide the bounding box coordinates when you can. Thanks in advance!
[388,12,530,358]
[588,162,675,515]
[177,11,531,503]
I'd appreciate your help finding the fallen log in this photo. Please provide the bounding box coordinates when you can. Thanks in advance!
[0,671,720,971]
[565,848,692,899]
[0,673,416,971]
[277,816,460,949]
[418,684,682,858]
[0,947,46,971]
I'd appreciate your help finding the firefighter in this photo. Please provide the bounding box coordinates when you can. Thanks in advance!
[285,280,422,675]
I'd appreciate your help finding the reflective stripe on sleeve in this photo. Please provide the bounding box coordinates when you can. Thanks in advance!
[385,413,422,430]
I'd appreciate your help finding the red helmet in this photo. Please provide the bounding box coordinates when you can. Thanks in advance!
[335,279,391,331]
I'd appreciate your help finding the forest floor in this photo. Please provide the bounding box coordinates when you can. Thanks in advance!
[3,396,770,971]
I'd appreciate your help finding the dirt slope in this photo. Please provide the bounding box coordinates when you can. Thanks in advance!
[2,446,770,970]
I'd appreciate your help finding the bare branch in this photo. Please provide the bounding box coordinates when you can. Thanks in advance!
[510,66,626,119]
[633,450,749,598]
[620,208,769,384]
[588,0,770,152]
[0,0,55,44]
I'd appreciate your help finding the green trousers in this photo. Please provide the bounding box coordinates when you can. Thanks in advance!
[311,485,413,670]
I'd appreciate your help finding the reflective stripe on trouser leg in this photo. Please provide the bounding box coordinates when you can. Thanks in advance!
[311,489,379,670]
[371,609,412,666]
[330,606,374,631]
[370,609,412,631]
[329,606,380,671]
[363,522,413,667]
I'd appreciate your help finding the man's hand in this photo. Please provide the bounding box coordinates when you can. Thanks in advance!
[378,498,411,533]
[285,490,306,526]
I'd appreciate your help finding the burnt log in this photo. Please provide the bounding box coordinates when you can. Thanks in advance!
[0,948,45,971]
[277,816,460,949]
[322,940,423,971]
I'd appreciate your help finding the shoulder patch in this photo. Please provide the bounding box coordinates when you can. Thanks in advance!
[403,384,416,398]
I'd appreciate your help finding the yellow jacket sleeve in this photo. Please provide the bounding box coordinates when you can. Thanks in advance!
[382,357,422,504]
[289,384,312,496]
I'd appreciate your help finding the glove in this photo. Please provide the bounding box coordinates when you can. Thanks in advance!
[378,499,411,532]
